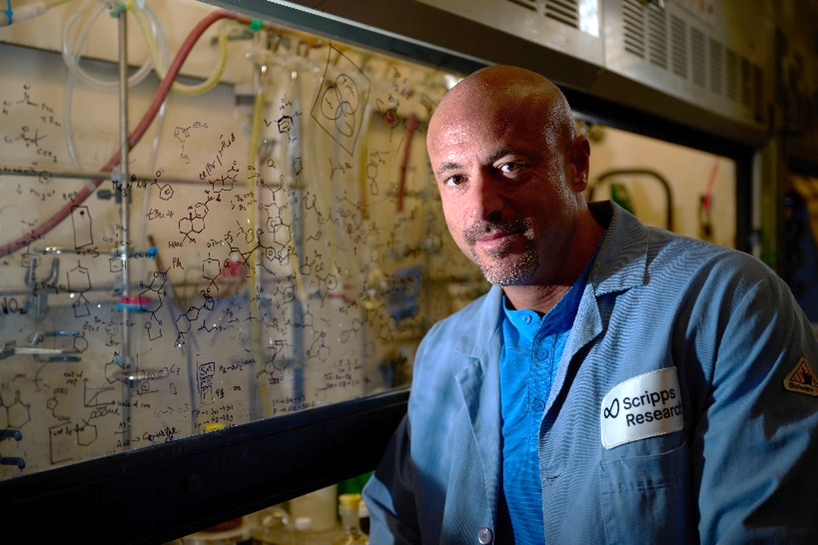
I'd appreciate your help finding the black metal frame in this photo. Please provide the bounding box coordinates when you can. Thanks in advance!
[0,1,760,542]
[0,388,408,544]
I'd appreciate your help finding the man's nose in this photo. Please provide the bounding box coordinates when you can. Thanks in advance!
[470,174,504,220]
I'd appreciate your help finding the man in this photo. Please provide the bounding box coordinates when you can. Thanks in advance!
[363,65,818,543]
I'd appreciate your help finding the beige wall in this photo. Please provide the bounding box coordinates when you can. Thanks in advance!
[586,124,737,249]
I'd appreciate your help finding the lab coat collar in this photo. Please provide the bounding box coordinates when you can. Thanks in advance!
[452,285,504,358]
[588,201,650,296]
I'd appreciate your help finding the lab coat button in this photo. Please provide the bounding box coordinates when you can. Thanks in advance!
[477,527,493,544]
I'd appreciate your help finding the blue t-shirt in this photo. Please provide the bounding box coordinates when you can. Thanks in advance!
[499,258,596,543]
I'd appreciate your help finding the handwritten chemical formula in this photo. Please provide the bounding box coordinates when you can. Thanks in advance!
[0,22,475,480]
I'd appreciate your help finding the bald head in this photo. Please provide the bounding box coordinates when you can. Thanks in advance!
[426,65,598,297]
[429,65,577,154]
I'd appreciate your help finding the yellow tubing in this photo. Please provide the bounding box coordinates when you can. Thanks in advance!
[248,66,265,417]
[248,85,264,278]
[131,4,229,96]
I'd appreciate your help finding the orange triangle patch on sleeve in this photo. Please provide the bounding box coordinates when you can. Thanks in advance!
[784,355,818,396]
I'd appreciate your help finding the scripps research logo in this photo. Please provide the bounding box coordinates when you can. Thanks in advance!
[603,397,619,419]
[603,387,681,427]
[600,367,685,449]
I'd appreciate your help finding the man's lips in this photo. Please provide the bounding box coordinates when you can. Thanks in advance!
[472,229,526,253]
[464,219,530,253]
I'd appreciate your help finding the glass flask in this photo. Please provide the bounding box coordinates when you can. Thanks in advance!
[331,494,368,545]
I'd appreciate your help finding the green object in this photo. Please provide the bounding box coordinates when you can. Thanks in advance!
[110,3,127,17]
[338,472,372,495]
[610,182,635,215]
[249,17,263,32]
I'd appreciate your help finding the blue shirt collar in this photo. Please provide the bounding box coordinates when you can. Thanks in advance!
[502,227,606,334]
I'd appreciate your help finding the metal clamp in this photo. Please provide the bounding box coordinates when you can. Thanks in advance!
[0,457,25,470]
[0,338,81,362]
[0,429,22,441]
[27,331,82,362]
[0,341,16,360]
[23,256,59,321]
[112,367,170,384]
[0,430,24,470]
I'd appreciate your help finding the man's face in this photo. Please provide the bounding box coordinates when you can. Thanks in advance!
[427,100,586,287]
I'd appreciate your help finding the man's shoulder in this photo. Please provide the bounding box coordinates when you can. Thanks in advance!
[412,286,501,375]
[604,201,771,282]
[424,288,495,339]
[645,228,776,292]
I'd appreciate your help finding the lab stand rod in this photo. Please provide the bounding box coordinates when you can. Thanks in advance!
[289,80,305,408]
[0,166,227,188]
[118,9,133,448]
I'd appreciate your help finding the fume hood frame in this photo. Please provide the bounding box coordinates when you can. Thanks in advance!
[0,1,757,542]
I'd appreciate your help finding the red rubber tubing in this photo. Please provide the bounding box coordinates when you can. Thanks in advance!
[396,113,417,213]
[0,9,240,258]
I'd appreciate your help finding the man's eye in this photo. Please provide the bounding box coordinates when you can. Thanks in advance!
[444,175,466,186]
[499,162,524,174]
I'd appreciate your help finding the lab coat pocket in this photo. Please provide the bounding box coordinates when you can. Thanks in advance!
[598,442,691,545]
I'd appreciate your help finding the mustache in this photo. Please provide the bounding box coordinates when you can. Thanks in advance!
[463,218,531,246]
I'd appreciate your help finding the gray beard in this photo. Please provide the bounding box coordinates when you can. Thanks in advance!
[463,218,539,286]
[474,243,538,286]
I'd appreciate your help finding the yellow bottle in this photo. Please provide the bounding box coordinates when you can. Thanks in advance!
[332,493,368,545]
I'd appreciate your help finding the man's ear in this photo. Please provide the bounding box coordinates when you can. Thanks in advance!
[570,135,591,192]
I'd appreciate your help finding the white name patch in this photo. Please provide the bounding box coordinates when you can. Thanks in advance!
[601,367,684,449]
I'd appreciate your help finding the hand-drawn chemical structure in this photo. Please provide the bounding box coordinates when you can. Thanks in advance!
[157,183,174,201]
[0,52,468,480]
[16,126,46,148]
[1,391,31,429]
[76,420,97,447]
[176,305,201,338]
[2,83,62,164]
[197,361,216,405]
[256,339,293,384]
[15,84,39,108]
[48,419,97,465]
[179,197,213,242]
[174,121,208,164]
[276,115,293,134]
[292,156,303,176]
[311,45,371,155]
[47,393,70,422]
[139,270,169,341]
[202,254,221,282]
[67,261,92,318]
[210,161,238,194]
[71,205,93,249]
[338,318,364,344]
[306,331,330,363]
[365,150,388,195]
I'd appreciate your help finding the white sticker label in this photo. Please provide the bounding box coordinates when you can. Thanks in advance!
[600,367,684,449]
